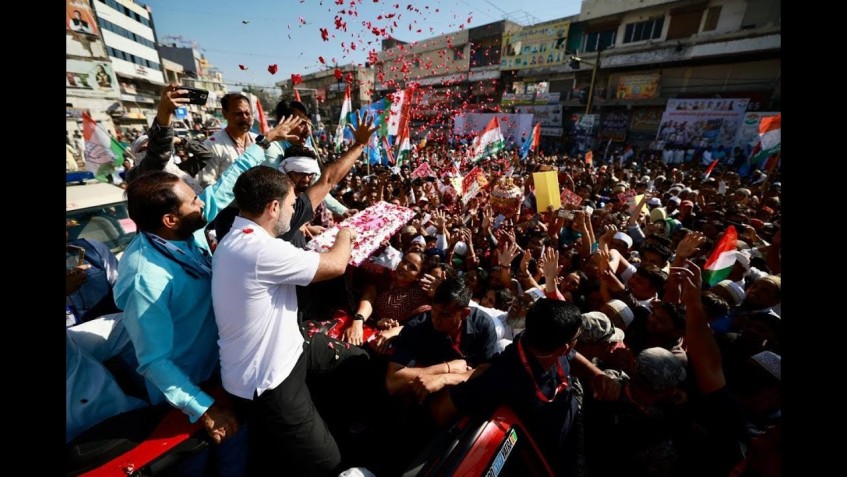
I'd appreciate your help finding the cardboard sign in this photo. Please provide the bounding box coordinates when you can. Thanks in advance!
[632,194,648,215]
[411,162,435,179]
[532,171,561,212]
[461,167,487,204]
[560,188,583,207]
[617,189,636,206]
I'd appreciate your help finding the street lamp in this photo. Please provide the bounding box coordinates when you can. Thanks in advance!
[569,44,608,115]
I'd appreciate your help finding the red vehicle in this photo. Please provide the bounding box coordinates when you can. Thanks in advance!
[402,406,555,477]
[68,403,554,477]
[68,319,556,476]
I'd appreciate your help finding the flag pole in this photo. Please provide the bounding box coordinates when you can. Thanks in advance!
[761,151,781,190]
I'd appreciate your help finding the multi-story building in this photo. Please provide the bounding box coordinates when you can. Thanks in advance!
[158,45,229,125]
[501,0,780,150]
[90,0,166,133]
[375,21,524,141]
[66,0,122,136]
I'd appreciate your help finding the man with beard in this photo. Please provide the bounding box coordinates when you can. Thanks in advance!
[113,117,304,475]
[198,93,258,187]
[211,167,365,476]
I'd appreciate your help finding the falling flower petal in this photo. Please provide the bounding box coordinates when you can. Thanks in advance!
[239,64,247,70]
[291,73,303,85]
[320,27,329,41]
[268,64,278,74]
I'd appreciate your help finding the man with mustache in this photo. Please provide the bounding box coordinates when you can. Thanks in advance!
[198,93,258,188]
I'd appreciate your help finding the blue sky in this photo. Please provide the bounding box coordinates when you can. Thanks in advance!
[143,0,581,91]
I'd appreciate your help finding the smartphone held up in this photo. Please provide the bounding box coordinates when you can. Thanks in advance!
[180,87,209,105]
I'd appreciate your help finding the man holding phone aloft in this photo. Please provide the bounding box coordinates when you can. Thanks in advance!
[125,84,209,192]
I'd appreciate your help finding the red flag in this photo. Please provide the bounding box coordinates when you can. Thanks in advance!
[293,89,302,102]
[255,97,269,134]
[703,159,719,179]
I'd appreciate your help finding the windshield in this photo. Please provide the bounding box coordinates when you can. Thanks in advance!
[67,201,136,256]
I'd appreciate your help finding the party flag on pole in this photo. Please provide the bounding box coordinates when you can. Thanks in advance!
[703,226,738,286]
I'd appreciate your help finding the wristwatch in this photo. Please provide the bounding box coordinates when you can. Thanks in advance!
[353,313,366,321]
[255,134,271,149]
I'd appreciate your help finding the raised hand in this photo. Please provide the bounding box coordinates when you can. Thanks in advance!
[419,273,443,298]
[349,110,378,146]
[431,209,447,230]
[268,115,306,143]
[541,247,561,281]
[498,241,522,267]
[670,259,703,306]
[675,231,708,260]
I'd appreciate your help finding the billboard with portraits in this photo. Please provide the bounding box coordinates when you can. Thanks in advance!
[67,0,99,36]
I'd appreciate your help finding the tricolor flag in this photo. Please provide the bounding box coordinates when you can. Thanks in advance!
[396,122,412,166]
[387,86,414,137]
[520,123,541,161]
[758,113,781,152]
[82,112,125,180]
[703,226,738,286]
[334,83,352,152]
[470,116,505,162]
[741,113,782,176]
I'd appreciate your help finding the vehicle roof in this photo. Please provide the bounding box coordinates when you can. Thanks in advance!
[66,182,127,212]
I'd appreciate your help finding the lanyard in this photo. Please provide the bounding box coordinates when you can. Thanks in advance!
[516,337,569,403]
[145,233,212,279]
[226,131,252,155]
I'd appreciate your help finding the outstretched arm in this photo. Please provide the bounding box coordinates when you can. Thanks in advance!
[306,111,377,211]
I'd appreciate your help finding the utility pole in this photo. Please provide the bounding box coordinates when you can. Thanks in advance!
[569,44,607,115]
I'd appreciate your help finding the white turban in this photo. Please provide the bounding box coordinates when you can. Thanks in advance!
[279,156,320,175]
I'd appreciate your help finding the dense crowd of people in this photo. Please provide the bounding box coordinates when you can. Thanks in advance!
[67,84,781,476]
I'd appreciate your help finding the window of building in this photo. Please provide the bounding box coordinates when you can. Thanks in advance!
[453,46,464,61]
[583,29,616,52]
[623,17,664,43]
[703,6,722,31]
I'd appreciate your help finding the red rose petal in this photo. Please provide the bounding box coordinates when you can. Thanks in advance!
[268,64,278,74]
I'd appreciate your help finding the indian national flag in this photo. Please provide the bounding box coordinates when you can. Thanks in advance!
[703,225,738,286]
[82,112,124,180]
[758,113,781,152]
[396,122,412,166]
[471,116,505,162]
[334,83,352,152]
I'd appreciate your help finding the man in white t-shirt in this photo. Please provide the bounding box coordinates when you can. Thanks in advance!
[211,166,366,476]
